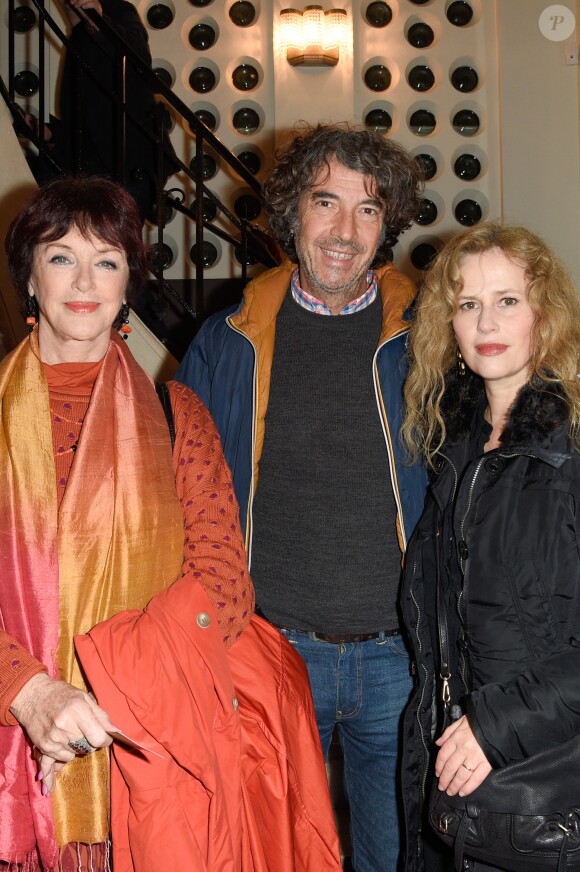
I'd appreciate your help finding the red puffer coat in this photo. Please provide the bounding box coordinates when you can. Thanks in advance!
[76,576,341,871]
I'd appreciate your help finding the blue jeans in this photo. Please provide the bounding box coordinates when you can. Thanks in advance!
[279,629,413,872]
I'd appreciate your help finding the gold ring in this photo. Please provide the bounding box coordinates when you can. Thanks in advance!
[462,762,473,772]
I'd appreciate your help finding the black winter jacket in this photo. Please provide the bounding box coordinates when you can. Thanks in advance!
[400,372,580,872]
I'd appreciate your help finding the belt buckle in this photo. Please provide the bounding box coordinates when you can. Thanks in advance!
[313,631,346,644]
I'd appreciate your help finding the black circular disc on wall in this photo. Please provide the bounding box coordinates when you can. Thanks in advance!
[14,6,37,32]
[190,241,219,267]
[364,108,392,133]
[452,109,480,136]
[409,109,436,136]
[454,198,482,226]
[364,65,392,92]
[415,199,438,225]
[415,153,437,180]
[408,65,435,92]
[147,4,174,29]
[365,2,393,27]
[233,107,260,134]
[188,23,216,50]
[407,22,434,48]
[446,1,473,26]
[14,69,39,96]
[229,1,256,27]
[411,242,438,270]
[189,66,216,93]
[451,66,479,93]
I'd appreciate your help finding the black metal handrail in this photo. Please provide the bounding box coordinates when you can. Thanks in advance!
[3,0,276,336]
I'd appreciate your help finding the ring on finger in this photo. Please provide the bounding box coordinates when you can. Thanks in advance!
[68,737,94,756]
[461,762,474,772]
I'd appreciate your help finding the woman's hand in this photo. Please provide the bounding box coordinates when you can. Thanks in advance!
[435,715,492,796]
[9,673,115,793]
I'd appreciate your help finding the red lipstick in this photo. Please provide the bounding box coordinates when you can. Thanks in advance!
[475,344,508,356]
[65,302,99,313]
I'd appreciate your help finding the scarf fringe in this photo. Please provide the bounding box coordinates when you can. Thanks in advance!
[1,840,112,872]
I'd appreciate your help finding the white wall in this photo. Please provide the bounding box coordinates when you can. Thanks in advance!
[497,0,580,283]
[3,0,580,287]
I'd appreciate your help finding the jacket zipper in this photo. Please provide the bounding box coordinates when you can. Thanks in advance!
[409,454,460,807]
[372,329,410,548]
[417,665,430,801]
[437,452,458,503]
[225,315,258,566]
[457,450,539,624]
[432,453,459,707]
[456,449,540,690]
[458,456,485,575]
[409,556,431,802]
[456,455,486,686]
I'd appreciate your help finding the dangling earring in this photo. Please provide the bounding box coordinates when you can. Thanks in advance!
[457,349,466,376]
[119,303,132,339]
[26,294,38,332]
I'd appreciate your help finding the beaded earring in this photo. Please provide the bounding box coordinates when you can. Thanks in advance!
[26,294,38,332]
[457,350,466,376]
[119,303,132,339]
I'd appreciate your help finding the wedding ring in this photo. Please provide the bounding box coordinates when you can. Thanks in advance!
[68,737,94,756]
[462,762,474,772]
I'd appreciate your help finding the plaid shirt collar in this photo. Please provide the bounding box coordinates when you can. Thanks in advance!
[290,268,378,315]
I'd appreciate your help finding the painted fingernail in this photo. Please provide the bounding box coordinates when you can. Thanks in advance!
[36,771,43,781]
[41,783,48,797]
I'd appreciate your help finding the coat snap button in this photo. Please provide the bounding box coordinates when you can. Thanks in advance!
[458,541,469,560]
[485,457,504,475]
[232,696,239,710]
[196,612,211,628]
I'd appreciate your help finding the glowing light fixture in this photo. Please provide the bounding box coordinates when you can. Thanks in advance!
[280,5,348,67]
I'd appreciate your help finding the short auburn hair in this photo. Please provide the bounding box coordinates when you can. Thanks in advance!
[5,176,148,314]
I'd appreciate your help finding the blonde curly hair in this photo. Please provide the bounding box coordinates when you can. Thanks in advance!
[402,222,580,466]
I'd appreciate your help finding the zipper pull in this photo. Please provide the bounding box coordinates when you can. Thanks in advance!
[440,668,451,708]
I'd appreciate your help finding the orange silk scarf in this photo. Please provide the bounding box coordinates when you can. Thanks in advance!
[0,329,183,867]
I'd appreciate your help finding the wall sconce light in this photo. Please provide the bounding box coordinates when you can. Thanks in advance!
[280,6,348,67]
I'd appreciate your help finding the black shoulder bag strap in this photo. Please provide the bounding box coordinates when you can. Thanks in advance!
[155,382,176,451]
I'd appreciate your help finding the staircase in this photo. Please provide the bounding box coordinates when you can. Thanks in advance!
[0,0,278,370]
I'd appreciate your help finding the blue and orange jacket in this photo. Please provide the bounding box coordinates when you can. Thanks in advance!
[176,261,428,560]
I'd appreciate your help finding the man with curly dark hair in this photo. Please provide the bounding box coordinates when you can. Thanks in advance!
[176,123,428,872]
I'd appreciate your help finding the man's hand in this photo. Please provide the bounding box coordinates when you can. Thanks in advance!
[23,114,52,142]
[435,714,492,796]
[58,0,102,29]
[10,673,115,793]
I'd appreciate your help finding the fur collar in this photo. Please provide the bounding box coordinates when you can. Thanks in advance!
[441,369,571,453]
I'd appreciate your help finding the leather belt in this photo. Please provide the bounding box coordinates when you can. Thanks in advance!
[277,626,401,644]
[254,608,400,644]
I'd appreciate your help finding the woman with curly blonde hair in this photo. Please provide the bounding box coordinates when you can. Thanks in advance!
[399,223,580,872]
[402,221,580,466]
